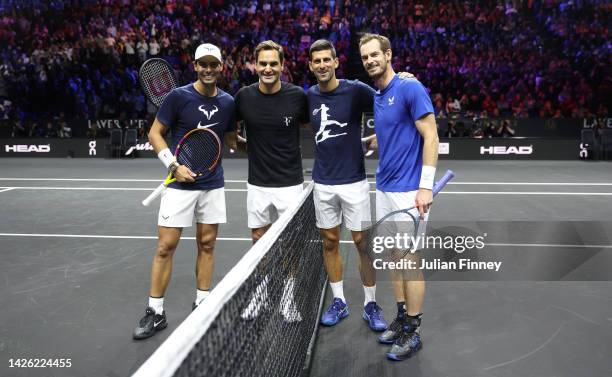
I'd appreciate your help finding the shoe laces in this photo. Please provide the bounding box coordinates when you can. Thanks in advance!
[140,308,155,326]
[395,331,419,347]
[329,298,344,314]
[365,302,383,320]
[388,317,403,332]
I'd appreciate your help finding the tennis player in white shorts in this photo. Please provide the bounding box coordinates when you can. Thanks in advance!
[133,43,237,340]
[306,39,389,331]
[234,40,309,323]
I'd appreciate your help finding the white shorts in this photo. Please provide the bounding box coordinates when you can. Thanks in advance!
[158,187,226,228]
[376,190,429,247]
[313,179,371,231]
[247,183,304,229]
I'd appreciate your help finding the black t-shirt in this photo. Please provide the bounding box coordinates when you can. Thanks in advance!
[235,82,308,187]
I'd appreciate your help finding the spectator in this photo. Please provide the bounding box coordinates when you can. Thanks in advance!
[149,38,160,57]
[43,122,57,138]
[0,0,606,134]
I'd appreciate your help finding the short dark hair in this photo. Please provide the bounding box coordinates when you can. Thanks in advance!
[309,39,336,59]
[358,33,391,52]
[254,40,284,63]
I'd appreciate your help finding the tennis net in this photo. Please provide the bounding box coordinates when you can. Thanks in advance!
[133,182,326,377]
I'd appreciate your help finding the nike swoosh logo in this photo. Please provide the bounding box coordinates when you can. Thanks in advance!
[161,215,169,220]
[154,320,164,327]
[197,122,219,129]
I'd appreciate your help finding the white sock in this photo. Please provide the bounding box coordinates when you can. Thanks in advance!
[330,281,345,302]
[149,296,164,315]
[196,289,210,305]
[363,285,376,307]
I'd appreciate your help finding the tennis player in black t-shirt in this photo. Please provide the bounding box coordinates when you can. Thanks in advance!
[235,40,309,322]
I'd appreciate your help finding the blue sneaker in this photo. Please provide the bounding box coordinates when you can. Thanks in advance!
[386,331,422,361]
[320,298,349,326]
[363,301,388,331]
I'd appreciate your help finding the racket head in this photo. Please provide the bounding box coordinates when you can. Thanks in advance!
[175,128,222,177]
[366,209,421,264]
[364,170,455,265]
[139,58,180,108]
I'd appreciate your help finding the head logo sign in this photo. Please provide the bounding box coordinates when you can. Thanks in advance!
[480,145,533,155]
[5,144,51,153]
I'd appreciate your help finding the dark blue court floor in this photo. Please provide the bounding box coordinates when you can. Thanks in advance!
[0,158,611,377]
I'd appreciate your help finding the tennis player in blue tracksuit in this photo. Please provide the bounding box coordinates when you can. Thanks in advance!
[359,33,440,361]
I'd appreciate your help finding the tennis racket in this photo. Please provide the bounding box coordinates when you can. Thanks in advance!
[139,58,180,108]
[141,128,222,206]
[367,170,455,262]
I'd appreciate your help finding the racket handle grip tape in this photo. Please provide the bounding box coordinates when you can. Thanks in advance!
[432,170,455,196]
[142,183,167,207]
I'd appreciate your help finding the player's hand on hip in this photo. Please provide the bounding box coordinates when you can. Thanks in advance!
[415,188,433,220]
[175,165,196,182]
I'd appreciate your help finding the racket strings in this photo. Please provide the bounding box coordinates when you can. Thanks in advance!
[177,133,221,173]
[140,60,179,107]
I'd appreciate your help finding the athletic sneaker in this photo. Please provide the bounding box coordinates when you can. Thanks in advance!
[378,315,404,344]
[320,298,349,326]
[363,301,388,331]
[133,307,167,340]
[386,331,422,361]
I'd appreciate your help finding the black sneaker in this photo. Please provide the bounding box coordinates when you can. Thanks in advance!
[378,315,404,344]
[386,331,422,361]
[133,307,167,340]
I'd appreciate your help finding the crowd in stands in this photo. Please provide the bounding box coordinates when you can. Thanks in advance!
[360,0,609,119]
[0,0,609,138]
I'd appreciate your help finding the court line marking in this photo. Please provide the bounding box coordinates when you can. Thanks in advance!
[483,324,563,371]
[439,192,612,196]
[0,233,610,248]
[0,187,247,192]
[485,243,612,249]
[448,182,612,186]
[0,233,250,241]
[0,178,248,183]
[0,178,611,186]
[0,188,14,193]
[1,187,612,195]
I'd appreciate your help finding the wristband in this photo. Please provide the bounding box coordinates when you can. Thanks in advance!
[158,148,175,169]
[419,165,436,190]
